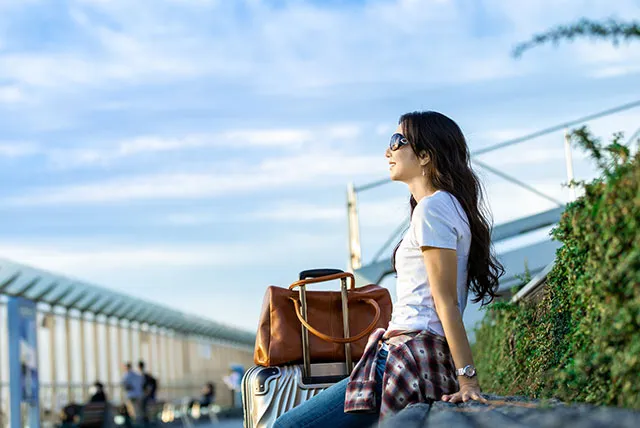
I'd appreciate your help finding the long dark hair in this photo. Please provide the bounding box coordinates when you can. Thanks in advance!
[391,111,504,305]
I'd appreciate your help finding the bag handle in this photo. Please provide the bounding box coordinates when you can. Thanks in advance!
[290,297,381,344]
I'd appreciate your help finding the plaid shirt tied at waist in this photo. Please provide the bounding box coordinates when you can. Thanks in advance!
[344,328,459,419]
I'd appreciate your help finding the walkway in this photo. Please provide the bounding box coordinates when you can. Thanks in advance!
[380,395,640,428]
[197,419,242,428]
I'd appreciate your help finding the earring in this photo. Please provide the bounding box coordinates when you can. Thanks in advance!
[422,168,426,177]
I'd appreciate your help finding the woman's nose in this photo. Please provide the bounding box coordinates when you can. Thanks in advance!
[385,147,391,158]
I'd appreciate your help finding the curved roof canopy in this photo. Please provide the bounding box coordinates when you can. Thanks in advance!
[0,258,255,346]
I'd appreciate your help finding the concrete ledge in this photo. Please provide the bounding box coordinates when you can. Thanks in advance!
[380,395,640,428]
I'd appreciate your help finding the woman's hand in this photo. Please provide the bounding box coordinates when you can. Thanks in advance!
[441,380,488,404]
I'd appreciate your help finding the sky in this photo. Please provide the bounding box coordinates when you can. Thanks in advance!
[0,0,639,333]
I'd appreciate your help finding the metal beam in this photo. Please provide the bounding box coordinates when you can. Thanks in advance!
[14,276,41,297]
[64,290,89,310]
[491,207,564,242]
[49,285,76,306]
[101,297,126,317]
[92,297,117,315]
[472,159,565,207]
[0,272,20,292]
[512,261,556,303]
[31,281,59,301]
[114,302,138,320]
[77,294,103,313]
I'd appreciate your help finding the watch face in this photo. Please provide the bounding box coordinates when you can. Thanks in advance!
[464,366,476,377]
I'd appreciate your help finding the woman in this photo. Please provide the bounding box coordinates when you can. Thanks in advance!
[274,111,503,427]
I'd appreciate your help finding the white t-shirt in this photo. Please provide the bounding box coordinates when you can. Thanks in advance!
[387,190,471,336]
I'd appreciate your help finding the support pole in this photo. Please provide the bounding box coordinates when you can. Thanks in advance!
[347,182,362,271]
[564,128,577,201]
[164,333,173,398]
[48,309,57,418]
[105,318,112,394]
[64,312,73,403]
[154,328,163,397]
[79,313,87,398]
[128,323,134,365]
[0,302,4,423]
[116,320,123,403]
[93,316,100,385]
[138,324,143,365]
[139,324,146,366]
[183,336,190,379]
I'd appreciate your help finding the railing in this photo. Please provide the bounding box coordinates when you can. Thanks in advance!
[511,261,555,304]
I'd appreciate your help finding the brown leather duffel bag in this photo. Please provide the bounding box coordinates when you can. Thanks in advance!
[254,269,392,367]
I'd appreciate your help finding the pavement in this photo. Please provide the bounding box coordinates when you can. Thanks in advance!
[379,395,640,428]
[192,418,243,428]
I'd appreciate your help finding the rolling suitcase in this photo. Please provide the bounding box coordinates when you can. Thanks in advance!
[242,269,362,428]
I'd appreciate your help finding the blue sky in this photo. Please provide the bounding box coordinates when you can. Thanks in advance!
[0,0,639,332]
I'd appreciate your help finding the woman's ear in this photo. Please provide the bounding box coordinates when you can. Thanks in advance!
[419,151,430,166]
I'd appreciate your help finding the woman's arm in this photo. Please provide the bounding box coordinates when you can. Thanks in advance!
[422,246,487,403]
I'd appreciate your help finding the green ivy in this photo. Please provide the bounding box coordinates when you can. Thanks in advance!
[473,126,640,408]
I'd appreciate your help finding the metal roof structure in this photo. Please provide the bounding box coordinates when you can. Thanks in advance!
[0,257,256,346]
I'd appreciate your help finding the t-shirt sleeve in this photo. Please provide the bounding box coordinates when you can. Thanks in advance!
[412,196,458,250]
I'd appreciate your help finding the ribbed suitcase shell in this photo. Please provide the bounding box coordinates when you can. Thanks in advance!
[242,364,339,428]
[243,270,359,428]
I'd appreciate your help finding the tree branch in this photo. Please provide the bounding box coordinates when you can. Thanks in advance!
[513,18,640,58]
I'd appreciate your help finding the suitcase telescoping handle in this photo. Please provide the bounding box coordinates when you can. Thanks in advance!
[298,268,344,280]
[290,269,364,378]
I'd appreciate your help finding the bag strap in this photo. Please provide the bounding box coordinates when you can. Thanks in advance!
[290,297,380,344]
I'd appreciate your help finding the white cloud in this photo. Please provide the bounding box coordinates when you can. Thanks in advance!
[0,142,40,158]
[45,125,359,169]
[0,85,24,103]
[326,124,362,140]
[590,64,640,79]
[5,0,637,97]
[163,213,222,226]
[7,147,387,205]
[359,197,409,229]
[163,202,346,226]
[250,202,344,222]
[470,128,535,145]
[0,231,342,275]
[162,198,403,227]
[222,129,313,147]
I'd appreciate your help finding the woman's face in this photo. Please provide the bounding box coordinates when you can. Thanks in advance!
[386,123,423,183]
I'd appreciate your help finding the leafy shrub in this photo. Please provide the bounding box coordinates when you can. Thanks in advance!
[473,127,640,408]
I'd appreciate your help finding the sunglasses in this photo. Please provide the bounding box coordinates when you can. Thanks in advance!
[389,133,409,151]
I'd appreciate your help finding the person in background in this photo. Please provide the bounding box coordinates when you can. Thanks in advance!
[138,360,158,424]
[82,381,111,427]
[89,381,107,403]
[188,382,216,417]
[200,382,215,408]
[121,362,143,426]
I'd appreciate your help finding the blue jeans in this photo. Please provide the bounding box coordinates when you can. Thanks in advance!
[273,348,388,428]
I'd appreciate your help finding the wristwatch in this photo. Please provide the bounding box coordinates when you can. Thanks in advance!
[455,365,477,378]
